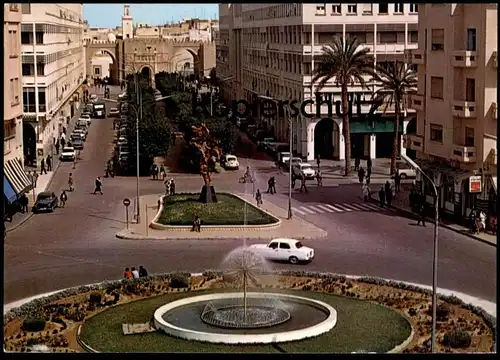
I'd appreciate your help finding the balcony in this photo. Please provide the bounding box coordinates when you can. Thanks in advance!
[452,100,476,118]
[403,134,424,152]
[451,50,477,68]
[409,93,424,111]
[404,49,425,65]
[452,144,477,163]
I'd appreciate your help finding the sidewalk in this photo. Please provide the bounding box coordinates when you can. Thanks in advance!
[383,185,496,247]
[115,193,328,240]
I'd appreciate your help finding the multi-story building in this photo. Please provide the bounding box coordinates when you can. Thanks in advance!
[4,3,33,207]
[404,3,497,221]
[218,3,420,161]
[20,3,86,167]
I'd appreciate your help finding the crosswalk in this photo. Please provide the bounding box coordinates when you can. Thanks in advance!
[292,202,388,216]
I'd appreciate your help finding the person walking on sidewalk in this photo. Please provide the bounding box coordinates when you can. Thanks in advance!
[93,176,103,195]
[385,181,393,207]
[255,189,263,207]
[300,174,308,193]
[357,167,365,184]
[366,158,372,178]
[316,154,321,170]
[40,158,47,175]
[169,179,176,195]
[267,177,275,194]
[46,155,52,172]
[55,140,60,155]
[354,157,360,172]
[316,170,323,187]
[19,193,29,213]
[60,191,68,208]
[416,203,426,227]
[378,187,386,208]
[159,164,166,180]
[394,170,401,193]
[68,173,74,192]
[33,170,39,188]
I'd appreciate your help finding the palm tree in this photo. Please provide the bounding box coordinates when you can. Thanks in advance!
[312,35,374,176]
[371,61,417,175]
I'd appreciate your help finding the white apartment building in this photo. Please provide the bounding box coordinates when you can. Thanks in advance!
[404,3,497,220]
[217,3,419,162]
[4,3,33,206]
[20,3,86,167]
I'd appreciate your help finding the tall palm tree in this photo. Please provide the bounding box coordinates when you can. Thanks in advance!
[371,61,417,175]
[312,35,374,176]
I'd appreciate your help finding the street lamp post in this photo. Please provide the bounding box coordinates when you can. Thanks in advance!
[401,153,439,352]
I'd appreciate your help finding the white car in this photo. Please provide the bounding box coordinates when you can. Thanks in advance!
[279,152,291,164]
[79,114,91,126]
[72,129,86,140]
[90,94,98,101]
[59,146,76,161]
[118,92,127,100]
[117,136,128,146]
[108,108,120,117]
[397,167,417,179]
[293,163,316,180]
[284,157,302,170]
[223,154,239,170]
[249,238,315,264]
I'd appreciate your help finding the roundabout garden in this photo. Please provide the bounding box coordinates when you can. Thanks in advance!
[3,270,495,353]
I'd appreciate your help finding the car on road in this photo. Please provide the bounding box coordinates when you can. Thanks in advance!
[119,152,129,163]
[59,146,76,161]
[397,167,417,179]
[72,129,86,141]
[284,157,302,170]
[79,114,91,126]
[75,123,88,135]
[72,138,84,150]
[108,108,120,117]
[293,163,316,180]
[222,154,239,170]
[249,238,315,264]
[90,94,98,101]
[117,136,128,146]
[278,152,291,164]
[32,192,59,213]
[118,92,127,100]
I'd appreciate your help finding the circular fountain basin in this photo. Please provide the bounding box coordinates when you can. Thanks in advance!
[154,292,337,344]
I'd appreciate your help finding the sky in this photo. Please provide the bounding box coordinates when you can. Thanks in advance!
[83,3,219,28]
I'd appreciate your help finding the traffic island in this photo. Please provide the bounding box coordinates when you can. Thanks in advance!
[3,272,495,353]
[115,193,328,240]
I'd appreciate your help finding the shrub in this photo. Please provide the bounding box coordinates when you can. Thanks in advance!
[426,303,450,321]
[22,318,46,332]
[443,328,472,348]
[170,273,190,288]
[89,293,102,304]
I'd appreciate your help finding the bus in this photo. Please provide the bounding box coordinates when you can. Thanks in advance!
[93,100,106,118]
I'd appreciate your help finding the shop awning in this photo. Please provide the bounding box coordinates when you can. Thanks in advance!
[4,176,18,203]
[3,159,33,195]
[414,159,472,181]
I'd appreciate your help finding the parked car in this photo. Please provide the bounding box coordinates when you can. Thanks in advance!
[79,114,91,126]
[59,146,76,161]
[293,163,316,180]
[249,238,315,264]
[90,94,98,101]
[32,192,59,213]
[119,152,129,163]
[72,129,86,141]
[75,124,88,136]
[257,137,276,150]
[72,138,84,150]
[397,167,417,179]
[108,108,120,117]
[222,154,239,170]
[117,136,128,146]
[278,152,291,164]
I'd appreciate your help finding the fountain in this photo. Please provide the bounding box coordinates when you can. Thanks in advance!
[153,247,338,344]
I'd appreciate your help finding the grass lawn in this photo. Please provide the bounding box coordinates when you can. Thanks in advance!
[157,193,278,226]
[80,289,411,353]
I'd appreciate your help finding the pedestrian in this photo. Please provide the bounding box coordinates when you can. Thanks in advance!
[46,155,52,171]
[123,267,133,279]
[354,157,360,172]
[60,136,66,148]
[316,170,323,186]
[192,216,201,232]
[385,181,393,207]
[33,170,39,188]
[271,176,276,193]
[60,190,68,208]
[164,178,170,195]
[417,203,426,227]
[255,189,263,207]
[291,174,296,189]
[55,140,60,155]
[479,210,486,233]
[170,179,176,195]
[40,158,47,175]
[358,167,365,184]
[159,164,166,180]
[300,173,308,193]
[68,173,74,192]
[93,176,103,195]
[362,183,371,201]
[139,265,148,277]
[367,158,372,176]
[365,176,371,185]
[378,187,386,207]
[316,154,321,170]
[20,193,29,213]
[267,177,274,194]
[394,170,401,193]
[131,267,140,279]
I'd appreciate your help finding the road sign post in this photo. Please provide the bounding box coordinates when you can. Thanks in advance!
[123,198,131,229]
[145,204,149,237]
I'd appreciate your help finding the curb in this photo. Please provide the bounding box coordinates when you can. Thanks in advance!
[388,327,415,354]
[77,325,99,353]
[115,231,328,241]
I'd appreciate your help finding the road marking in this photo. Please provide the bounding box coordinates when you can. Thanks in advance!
[347,203,370,211]
[309,205,325,213]
[364,203,383,211]
[300,206,316,214]
[291,207,306,215]
[317,204,335,213]
[324,204,344,212]
[336,204,354,212]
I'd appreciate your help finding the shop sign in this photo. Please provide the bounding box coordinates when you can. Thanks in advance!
[469,176,482,193]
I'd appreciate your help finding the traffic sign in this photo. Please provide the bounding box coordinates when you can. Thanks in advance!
[123,198,131,207]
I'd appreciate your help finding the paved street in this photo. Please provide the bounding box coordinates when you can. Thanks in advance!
[3,93,496,306]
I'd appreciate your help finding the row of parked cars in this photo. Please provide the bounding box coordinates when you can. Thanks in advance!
[59,106,93,162]
[109,101,130,168]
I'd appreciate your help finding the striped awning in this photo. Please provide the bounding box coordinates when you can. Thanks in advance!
[3,159,33,195]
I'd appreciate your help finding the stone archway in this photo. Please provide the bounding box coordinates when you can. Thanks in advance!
[140,65,153,86]
[172,48,199,75]
[23,123,36,166]
[314,118,339,160]
[90,49,117,84]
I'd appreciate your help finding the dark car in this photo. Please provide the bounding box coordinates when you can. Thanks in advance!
[72,138,84,150]
[32,192,58,213]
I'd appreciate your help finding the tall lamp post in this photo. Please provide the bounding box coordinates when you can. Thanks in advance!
[401,153,439,352]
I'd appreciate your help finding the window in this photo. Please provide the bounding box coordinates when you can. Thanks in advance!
[35,31,44,45]
[430,77,444,99]
[409,31,418,43]
[316,5,326,16]
[409,4,418,13]
[394,3,404,13]
[466,78,475,102]
[21,31,33,45]
[22,64,33,76]
[465,127,474,147]
[331,4,341,14]
[279,242,291,249]
[269,242,278,249]
[379,32,397,44]
[430,124,443,142]
[362,4,373,14]
[467,28,476,51]
[37,63,45,76]
[23,87,36,113]
[38,88,46,112]
[379,4,388,14]
[94,67,100,75]
[431,29,444,51]
[21,4,31,14]
[347,4,357,14]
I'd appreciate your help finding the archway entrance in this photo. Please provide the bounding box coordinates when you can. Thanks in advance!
[90,50,116,85]
[23,123,36,166]
[314,118,339,159]
[405,117,417,160]
[140,66,152,86]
